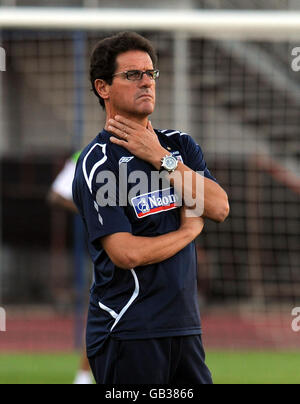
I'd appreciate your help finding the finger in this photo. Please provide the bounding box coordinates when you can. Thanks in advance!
[109,136,130,148]
[108,119,133,135]
[115,115,140,130]
[108,125,129,141]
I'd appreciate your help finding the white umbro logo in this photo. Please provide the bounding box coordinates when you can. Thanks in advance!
[119,156,135,165]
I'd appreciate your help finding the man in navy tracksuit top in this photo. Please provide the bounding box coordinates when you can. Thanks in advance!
[73,32,230,384]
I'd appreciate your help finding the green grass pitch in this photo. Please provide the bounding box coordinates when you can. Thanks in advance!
[0,351,299,384]
[207,351,300,384]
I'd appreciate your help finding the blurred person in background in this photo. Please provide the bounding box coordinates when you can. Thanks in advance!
[48,151,93,385]
[48,152,81,214]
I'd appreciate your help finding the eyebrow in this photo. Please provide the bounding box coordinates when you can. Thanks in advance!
[119,66,154,71]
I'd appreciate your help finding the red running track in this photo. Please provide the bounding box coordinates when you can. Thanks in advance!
[0,311,299,352]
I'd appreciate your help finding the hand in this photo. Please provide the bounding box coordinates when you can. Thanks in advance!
[108,116,167,169]
[180,205,205,239]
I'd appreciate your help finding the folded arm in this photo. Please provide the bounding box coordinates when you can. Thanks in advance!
[101,208,204,270]
[167,164,230,223]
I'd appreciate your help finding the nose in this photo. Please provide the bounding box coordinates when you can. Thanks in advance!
[138,73,153,88]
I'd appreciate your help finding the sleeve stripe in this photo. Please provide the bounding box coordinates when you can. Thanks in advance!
[160,129,189,137]
[165,131,180,137]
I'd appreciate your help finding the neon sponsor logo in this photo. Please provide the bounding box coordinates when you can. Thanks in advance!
[132,187,179,219]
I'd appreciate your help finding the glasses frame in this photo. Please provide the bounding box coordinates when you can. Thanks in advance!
[112,69,160,81]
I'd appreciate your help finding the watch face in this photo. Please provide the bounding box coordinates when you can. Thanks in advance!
[165,156,177,170]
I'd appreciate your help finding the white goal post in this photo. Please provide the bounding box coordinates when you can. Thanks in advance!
[1,8,300,41]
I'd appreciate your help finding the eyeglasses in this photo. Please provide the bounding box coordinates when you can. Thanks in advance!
[112,69,160,81]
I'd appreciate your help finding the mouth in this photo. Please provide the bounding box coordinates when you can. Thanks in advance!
[137,94,153,100]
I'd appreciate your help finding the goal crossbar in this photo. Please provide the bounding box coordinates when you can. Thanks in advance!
[1,8,300,41]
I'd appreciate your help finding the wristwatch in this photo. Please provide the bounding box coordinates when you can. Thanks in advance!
[160,154,179,173]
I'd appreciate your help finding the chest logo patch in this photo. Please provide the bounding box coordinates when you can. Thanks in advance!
[119,156,135,165]
[131,187,179,219]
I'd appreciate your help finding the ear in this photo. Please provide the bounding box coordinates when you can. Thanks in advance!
[94,79,110,102]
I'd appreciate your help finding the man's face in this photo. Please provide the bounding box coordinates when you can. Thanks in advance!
[108,50,156,118]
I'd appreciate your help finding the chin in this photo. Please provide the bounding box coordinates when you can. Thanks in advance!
[137,104,155,116]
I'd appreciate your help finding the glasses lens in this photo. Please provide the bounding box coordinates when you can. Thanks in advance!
[145,70,159,80]
[127,70,142,81]
[152,70,160,80]
[146,70,155,79]
[126,70,160,81]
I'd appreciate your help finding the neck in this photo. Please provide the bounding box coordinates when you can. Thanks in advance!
[104,106,149,130]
